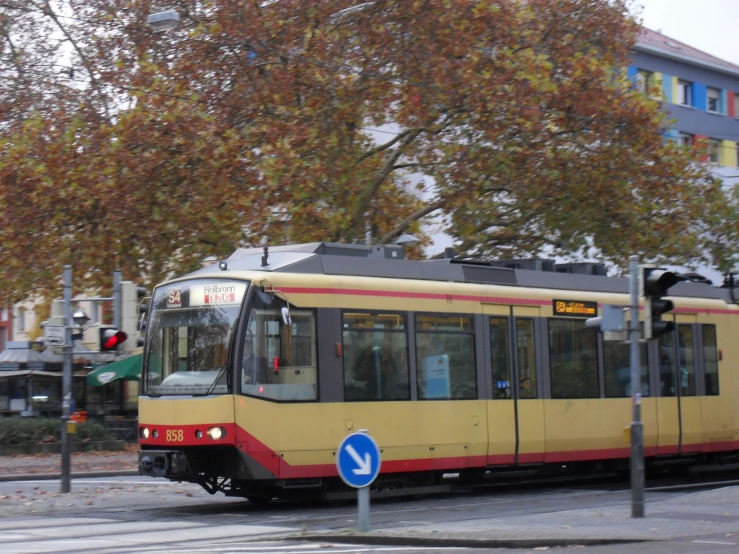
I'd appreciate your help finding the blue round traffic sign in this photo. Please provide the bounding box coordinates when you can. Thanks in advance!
[336,431,382,488]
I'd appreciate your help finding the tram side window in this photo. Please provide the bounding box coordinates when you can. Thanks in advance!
[516,319,538,399]
[241,289,318,402]
[416,314,476,400]
[490,318,511,399]
[677,325,696,396]
[658,332,676,397]
[659,326,696,397]
[343,312,409,401]
[703,325,720,396]
[549,319,598,399]
[604,341,649,398]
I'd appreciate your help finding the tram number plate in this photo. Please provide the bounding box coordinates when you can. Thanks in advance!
[166,429,184,442]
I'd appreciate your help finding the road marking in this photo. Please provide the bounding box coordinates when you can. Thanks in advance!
[693,540,738,546]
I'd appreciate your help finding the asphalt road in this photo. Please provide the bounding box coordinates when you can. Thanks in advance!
[0,476,736,553]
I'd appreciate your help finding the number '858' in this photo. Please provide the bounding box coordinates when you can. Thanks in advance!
[166,429,184,442]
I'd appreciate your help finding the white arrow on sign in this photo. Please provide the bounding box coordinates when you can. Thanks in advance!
[345,444,371,475]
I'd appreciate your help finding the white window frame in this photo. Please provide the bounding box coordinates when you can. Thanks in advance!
[635,69,653,96]
[707,87,721,113]
[16,308,25,333]
[677,80,692,106]
[708,138,721,163]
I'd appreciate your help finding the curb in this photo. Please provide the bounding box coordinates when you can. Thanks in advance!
[296,534,646,549]
[0,470,139,482]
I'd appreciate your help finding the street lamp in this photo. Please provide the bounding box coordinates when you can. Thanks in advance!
[147,10,180,32]
[72,307,90,329]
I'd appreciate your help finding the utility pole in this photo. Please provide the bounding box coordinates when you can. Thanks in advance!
[55,267,126,493]
[60,265,72,494]
[629,255,645,518]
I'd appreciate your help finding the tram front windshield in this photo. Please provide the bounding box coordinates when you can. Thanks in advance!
[142,279,248,396]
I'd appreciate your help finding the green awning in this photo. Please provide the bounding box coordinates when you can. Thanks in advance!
[86,354,142,386]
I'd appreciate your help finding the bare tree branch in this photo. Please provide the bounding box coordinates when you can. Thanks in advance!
[356,128,417,164]
[378,199,444,244]
[34,0,110,119]
[347,128,423,238]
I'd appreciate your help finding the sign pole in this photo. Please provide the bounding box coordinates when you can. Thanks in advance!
[61,265,73,494]
[358,485,370,532]
[337,430,381,533]
[629,255,645,517]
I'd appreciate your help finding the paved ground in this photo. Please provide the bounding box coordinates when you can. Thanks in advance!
[0,448,138,480]
[306,486,739,547]
[2,451,739,550]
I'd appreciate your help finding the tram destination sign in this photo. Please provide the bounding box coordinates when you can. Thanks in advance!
[553,299,598,317]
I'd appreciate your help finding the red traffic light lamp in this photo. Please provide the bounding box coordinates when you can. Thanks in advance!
[100,328,128,351]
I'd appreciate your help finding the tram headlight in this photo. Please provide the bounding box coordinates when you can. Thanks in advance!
[139,427,150,440]
[207,426,225,440]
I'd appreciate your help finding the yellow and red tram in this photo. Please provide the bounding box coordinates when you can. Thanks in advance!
[137,243,739,502]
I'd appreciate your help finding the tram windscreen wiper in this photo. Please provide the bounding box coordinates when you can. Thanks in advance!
[204,366,229,396]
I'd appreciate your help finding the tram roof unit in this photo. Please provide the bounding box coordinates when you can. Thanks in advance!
[186,242,733,302]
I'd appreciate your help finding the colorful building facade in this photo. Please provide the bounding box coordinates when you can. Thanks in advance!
[630,28,739,182]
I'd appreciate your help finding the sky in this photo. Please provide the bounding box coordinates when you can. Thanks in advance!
[634,0,739,66]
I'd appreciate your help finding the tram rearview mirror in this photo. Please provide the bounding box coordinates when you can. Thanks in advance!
[281,306,291,326]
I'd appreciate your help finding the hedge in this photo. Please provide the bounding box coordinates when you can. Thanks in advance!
[0,417,113,445]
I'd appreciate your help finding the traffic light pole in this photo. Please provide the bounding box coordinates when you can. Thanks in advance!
[629,255,645,518]
[61,265,72,494]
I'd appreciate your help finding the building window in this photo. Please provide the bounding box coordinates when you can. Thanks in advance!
[0,327,6,352]
[708,138,721,163]
[549,319,599,399]
[707,87,721,113]
[416,314,476,400]
[678,132,693,147]
[677,80,692,106]
[734,94,739,118]
[343,312,409,401]
[635,69,654,96]
[0,308,7,322]
[16,308,25,332]
[703,325,720,396]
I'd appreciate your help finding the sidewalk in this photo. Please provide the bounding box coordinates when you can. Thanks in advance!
[303,486,739,549]
[0,446,139,481]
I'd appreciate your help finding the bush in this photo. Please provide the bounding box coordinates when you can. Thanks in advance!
[0,417,114,445]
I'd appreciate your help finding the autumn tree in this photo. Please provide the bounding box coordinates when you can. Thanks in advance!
[0,0,733,300]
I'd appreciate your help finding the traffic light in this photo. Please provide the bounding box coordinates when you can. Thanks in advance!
[641,267,682,340]
[100,327,128,351]
[121,282,148,351]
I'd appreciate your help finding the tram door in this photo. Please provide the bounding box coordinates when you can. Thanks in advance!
[484,305,545,465]
[656,315,702,454]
